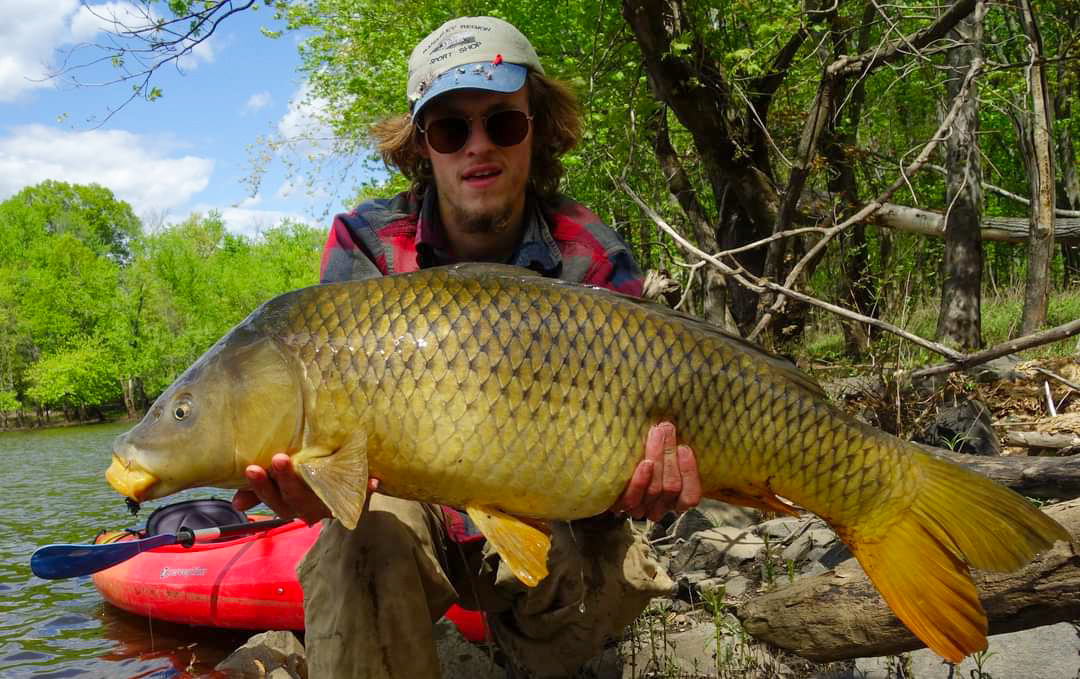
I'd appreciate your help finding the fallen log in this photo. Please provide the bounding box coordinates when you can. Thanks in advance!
[873,202,1080,242]
[736,498,1080,662]
[925,446,1080,500]
[1003,430,1080,451]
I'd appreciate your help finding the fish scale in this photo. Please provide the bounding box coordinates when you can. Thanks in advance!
[108,264,1069,662]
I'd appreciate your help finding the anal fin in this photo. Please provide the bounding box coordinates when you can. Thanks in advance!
[294,437,368,530]
[708,487,801,517]
[465,505,551,587]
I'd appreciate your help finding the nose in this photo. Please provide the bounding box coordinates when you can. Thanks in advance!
[462,118,496,154]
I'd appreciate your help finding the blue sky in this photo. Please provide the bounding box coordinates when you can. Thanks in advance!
[0,0,381,237]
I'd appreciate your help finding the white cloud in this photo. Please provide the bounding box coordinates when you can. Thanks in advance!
[236,193,262,208]
[0,123,214,215]
[0,0,216,101]
[278,81,332,141]
[187,204,313,239]
[0,0,81,101]
[244,91,271,113]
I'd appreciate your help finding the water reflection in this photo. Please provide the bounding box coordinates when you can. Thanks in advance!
[1,422,256,678]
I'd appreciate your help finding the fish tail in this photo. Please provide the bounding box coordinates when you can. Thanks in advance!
[847,450,1069,662]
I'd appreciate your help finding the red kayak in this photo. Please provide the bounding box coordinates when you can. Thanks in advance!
[91,501,488,642]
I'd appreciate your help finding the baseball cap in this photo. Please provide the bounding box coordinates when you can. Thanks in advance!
[407,17,545,119]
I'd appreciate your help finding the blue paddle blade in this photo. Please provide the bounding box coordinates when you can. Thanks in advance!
[31,533,179,580]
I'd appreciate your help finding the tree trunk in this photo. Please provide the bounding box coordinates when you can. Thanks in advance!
[824,1,878,356]
[936,2,985,350]
[622,0,783,334]
[1015,0,1057,335]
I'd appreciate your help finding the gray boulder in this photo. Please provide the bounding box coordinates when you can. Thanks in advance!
[215,630,307,679]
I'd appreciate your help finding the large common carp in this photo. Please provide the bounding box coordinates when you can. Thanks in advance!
[107,264,1066,662]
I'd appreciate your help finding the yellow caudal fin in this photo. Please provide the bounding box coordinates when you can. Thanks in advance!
[849,450,1069,662]
[294,437,369,530]
[465,504,551,587]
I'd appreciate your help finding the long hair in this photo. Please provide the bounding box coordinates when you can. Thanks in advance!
[371,71,582,200]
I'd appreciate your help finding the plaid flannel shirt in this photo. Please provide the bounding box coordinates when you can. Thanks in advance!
[319,188,644,296]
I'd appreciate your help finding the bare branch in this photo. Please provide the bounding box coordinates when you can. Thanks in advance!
[749,58,985,340]
[828,0,977,78]
[910,318,1080,379]
[47,0,260,124]
[922,163,1080,217]
[616,179,967,362]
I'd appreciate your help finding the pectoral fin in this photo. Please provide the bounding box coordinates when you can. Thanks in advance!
[465,504,551,587]
[294,437,368,530]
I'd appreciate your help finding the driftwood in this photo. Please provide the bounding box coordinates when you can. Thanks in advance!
[736,499,1080,662]
[874,202,1080,243]
[926,446,1080,500]
[1003,430,1080,452]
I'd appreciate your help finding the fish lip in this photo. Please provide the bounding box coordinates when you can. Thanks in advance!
[105,454,159,502]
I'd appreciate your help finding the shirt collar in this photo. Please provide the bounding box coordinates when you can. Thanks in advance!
[414,188,563,273]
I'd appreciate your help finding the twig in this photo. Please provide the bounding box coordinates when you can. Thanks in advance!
[748,58,984,340]
[910,318,1080,379]
[1046,381,1059,416]
[617,180,966,362]
[1033,367,1080,392]
[922,162,1080,217]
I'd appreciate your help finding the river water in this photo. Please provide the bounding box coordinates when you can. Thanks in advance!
[1,422,259,678]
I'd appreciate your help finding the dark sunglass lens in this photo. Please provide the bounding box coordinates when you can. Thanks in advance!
[486,110,530,147]
[427,118,470,153]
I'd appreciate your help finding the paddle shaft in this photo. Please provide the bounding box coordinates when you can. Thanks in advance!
[31,517,294,580]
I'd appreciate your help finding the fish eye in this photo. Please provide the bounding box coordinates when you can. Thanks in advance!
[173,399,192,421]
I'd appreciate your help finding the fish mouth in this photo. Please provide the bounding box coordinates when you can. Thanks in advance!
[105,454,159,501]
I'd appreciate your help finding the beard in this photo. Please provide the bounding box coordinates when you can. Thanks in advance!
[449,198,518,236]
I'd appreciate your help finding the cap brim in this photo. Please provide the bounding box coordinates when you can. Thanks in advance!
[412,62,527,119]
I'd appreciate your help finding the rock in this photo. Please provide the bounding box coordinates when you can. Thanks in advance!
[852,621,1080,679]
[757,517,803,541]
[671,527,765,573]
[968,354,1023,383]
[669,507,718,541]
[646,511,679,541]
[433,617,502,679]
[723,574,751,597]
[697,499,761,529]
[215,630,307,679]
[823,375,886,402]
[817,543,853,569]
[914,395,1001,456]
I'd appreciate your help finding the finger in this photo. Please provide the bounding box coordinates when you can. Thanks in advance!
[231,489,260,513]
[674,445,703,513]
[245,464,294,519]
[644,423,673,501]
[269,454,332,524]
[613,460,653,519]
[659,423,682,504]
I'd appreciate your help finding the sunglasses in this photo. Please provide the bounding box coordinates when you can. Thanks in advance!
[417,109,533,154]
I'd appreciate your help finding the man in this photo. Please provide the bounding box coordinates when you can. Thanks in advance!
[233,16,702,678]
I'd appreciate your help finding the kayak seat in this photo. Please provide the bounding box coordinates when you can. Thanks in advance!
[146,498,248,537]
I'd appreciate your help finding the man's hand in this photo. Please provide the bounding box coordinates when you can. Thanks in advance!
[231,453,380,525]
[610,422,702,522]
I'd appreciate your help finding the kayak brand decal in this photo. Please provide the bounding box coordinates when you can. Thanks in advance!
[160,566,207,579]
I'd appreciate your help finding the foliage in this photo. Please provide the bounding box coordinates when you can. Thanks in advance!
[0,182,324,421]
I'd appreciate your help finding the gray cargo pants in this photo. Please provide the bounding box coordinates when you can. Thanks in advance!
[297,494,674,678]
